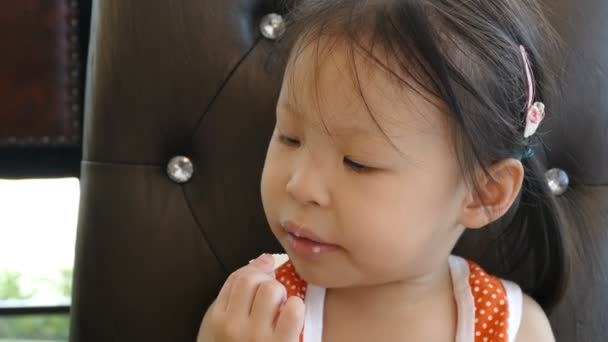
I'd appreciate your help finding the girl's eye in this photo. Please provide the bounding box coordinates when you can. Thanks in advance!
[278,134,301,147]
[344,157,373,173]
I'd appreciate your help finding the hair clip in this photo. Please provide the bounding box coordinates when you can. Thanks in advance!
[524,102,546,138]
[520,45,546,139]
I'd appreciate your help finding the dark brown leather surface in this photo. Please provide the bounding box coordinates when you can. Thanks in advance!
[71,162,226,340]
[548,186,608,341]
[540,2,608,337]
[71,1,284,340]
[0,0,81,147]
[542,0,608,185]
[70,0,608,341]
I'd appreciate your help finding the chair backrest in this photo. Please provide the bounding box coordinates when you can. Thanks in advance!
[70,0,608,341]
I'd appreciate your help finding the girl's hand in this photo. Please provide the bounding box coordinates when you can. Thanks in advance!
[197,254,305,342]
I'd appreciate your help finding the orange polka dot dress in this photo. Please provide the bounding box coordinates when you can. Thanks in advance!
[274,255,523,342]
[466,260,516,342]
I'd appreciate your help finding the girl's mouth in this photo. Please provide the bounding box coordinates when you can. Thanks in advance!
[282,220,341,258]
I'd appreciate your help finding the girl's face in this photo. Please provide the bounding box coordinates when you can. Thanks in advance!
[261,39,471,288]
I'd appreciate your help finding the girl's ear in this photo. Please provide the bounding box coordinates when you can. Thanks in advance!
[458,159,525,229]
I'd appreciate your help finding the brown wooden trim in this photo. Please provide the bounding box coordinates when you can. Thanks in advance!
[0,0,82,147]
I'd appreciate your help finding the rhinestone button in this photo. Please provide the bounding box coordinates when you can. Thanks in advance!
[167,156,194,184]
[545,168,569,196]
[260,13,286,40]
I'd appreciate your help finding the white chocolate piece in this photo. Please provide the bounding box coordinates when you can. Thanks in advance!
[272,253,290,270]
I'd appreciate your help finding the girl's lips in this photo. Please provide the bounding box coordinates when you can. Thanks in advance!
[281,220,332,244]
[286,233,341,257]
[281,220,341,257]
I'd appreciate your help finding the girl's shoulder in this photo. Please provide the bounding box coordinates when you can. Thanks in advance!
[513,295,555,342]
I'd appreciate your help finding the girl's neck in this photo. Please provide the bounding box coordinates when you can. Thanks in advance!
[325,260,455,320]
[322,260,457,341]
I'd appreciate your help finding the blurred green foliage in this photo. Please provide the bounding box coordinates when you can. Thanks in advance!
[0,270,71,340]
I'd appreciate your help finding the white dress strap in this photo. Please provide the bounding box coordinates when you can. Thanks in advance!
[303,284,325,342]
[501,279,523,342]
[449,255,476,342]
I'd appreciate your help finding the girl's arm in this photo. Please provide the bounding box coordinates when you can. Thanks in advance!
[514,295,555,342]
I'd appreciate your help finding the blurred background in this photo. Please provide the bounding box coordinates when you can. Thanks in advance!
[0,1,92,340]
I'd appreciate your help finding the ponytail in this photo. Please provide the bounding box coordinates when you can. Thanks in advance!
[497,155,568,311]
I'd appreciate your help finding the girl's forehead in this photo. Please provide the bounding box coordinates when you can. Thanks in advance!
[279,37,449,139]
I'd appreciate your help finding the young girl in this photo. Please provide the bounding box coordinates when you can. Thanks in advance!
[198,0,566,341]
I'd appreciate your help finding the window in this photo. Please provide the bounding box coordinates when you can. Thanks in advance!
[0,178,79,340]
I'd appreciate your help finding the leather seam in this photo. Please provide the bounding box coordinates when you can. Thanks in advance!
[180,186,229,274]
[186,36,262,141]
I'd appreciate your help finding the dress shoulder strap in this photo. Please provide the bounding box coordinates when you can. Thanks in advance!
[275,260,308,300]
[274,258,325,342]
[275,260,308,342]
[467,260,512,342]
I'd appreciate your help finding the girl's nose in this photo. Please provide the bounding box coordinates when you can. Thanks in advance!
[285,160,331,208]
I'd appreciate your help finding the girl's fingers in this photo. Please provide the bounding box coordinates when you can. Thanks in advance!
[225,258,277,316]
[216,254,276,312]
[214,271,237,312]
[250,279,287,329]
[248,253,277,273]
[274,296,306,341]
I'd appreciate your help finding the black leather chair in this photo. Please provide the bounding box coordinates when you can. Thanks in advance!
[70,1,608,341]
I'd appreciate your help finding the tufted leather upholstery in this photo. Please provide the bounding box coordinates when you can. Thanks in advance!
[70,0,607,341]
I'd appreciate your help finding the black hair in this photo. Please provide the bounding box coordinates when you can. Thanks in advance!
[272,0,568,311]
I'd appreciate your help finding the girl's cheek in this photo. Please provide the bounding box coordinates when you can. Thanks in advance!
[261,148,286,196]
